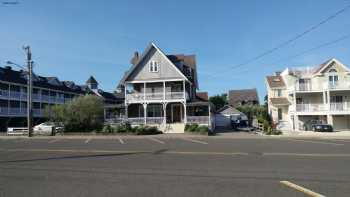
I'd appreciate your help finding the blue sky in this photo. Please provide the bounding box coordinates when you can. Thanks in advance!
[1,0,350,102]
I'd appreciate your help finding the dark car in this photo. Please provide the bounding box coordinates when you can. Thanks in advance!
[312,124,333,132]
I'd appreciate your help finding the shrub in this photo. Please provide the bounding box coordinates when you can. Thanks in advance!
[102,125,114,133]
[133,125,162,135]
[263,127,282,135]
[114,122,132,133]
[185,124,210,135]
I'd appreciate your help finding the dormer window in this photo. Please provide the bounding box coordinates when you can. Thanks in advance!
[149,61,159,73]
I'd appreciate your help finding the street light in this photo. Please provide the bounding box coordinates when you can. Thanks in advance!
[7,46,34,137]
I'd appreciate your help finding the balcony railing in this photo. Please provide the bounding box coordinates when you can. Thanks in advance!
[330,102,350,111]
[0,107,44,117]
[126,92,185,102]
[296,104,326,112]
[326,82,350,90]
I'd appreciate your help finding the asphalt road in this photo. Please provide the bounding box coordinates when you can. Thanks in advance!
[1,136,350,197]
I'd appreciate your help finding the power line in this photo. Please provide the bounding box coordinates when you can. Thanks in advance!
[230,32,350,77]
[225,4,350,72]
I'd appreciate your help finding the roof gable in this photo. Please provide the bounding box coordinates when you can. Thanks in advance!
[217,105,242,115]
[313,58,350,76]
[121,43,189,83]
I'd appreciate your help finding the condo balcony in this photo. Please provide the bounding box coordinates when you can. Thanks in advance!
[295,102,350,113]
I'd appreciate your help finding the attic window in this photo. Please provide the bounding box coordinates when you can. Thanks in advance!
[149,61,159,73]
[329,68,337,73]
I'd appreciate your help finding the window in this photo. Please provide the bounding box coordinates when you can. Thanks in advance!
[277,89,282,97]
[149,61,159,73]
[277,108,283,120]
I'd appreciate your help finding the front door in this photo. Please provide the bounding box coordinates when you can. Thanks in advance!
[172,104,183,123]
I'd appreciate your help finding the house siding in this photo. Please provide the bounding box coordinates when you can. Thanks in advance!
[127,47,185,81]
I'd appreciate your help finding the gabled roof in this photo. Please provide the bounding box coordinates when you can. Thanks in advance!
[313,58,350,76]
[228,88,259,106]
[86,76,98,84]
[266,75,286,88]
[216,105,242,115]
[118,42,190,87]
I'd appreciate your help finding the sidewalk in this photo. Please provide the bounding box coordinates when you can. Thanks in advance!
[277,130,350,139]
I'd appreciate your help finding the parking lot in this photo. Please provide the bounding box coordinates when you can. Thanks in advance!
[1,135,350,196]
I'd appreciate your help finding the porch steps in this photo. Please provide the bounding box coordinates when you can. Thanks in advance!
[277,121,292,131]
[163,123,185,133]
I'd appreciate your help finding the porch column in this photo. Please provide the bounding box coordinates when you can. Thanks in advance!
[293,90,296,111]
[163,81,166,101]
[144,83,146,100]
[294,115,299,131]
[143,103,147,124]
[327,115,333,126]
[183,102,187,124]
[183,80,186,100]
[125,104,128,120]
[163,102,167,125]
[327,90,330,111]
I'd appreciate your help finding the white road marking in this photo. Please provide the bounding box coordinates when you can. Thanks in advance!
[147,137,165,144]
[48,139,60,143]
[84,138,91,144]
[280,181,326,197]
[286,139,344,146]
[118,138,125,144]
[181,138,208,145]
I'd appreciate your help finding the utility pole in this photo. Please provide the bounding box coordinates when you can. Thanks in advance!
[24,46,33,137]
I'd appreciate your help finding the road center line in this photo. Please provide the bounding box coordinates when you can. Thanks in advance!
[181,138,208,145]
[147,137,165,144]
[280,181,326,197]
[118,138,125,144]
[84,139,91,144]
[48,139,60,143]
[285,139,344,146]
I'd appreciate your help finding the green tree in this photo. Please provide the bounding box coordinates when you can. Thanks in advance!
[45,95,104,132]
[209,94,228,110]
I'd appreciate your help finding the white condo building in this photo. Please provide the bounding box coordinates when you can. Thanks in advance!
[266,58,350,131]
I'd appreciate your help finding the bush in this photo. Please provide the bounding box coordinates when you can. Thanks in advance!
[185,124,210,135]
[45,95,104,132]
[264,127,282,135]
[102,125,114,133]
[133,125,162,135]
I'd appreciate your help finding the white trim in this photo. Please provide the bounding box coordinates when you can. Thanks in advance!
[125,78,185,83]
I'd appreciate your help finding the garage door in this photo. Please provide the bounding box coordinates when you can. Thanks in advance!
[215,114,231,127]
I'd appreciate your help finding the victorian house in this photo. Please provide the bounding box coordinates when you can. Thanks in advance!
[115,43,213,133]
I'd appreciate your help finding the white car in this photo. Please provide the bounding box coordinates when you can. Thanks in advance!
[33,122,60,135]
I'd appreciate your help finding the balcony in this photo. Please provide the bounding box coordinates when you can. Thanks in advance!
[296,103,326,112]
[126,91,185,103]
[330,102,350,112]
[0,90,9,99]
[326,82,350,90]
[0,107,44,117]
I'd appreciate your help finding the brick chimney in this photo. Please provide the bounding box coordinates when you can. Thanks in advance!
[130,51,139,66]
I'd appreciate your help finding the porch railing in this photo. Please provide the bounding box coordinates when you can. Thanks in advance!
[127,117,144,125]
[126,91,185,102]
[187,116,209,124]
[146,117,163,124]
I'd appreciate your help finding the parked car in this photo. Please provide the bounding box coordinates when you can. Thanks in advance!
[33,122,64,135]
[312,124,333,132]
